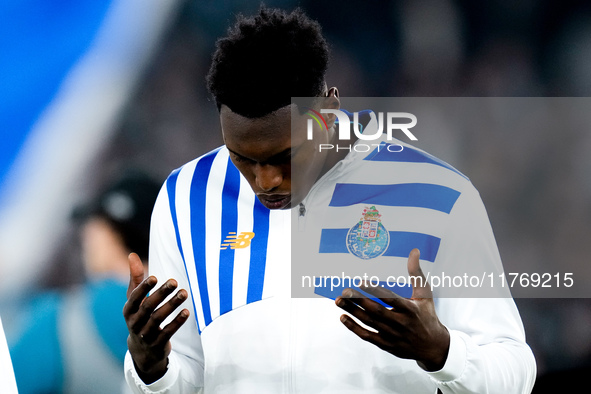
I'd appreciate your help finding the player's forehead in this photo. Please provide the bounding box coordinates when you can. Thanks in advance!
[220,104,307,148]
[220,105,289,157]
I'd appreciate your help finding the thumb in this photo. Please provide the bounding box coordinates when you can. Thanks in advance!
[407,248,432,299]
[127,252,145,298]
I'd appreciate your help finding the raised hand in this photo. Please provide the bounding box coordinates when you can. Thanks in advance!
[123,253,190,383]
[335,249,450,371]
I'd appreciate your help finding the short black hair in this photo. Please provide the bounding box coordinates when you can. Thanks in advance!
[206,6,329,118]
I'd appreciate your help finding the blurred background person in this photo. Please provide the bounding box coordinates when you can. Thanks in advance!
[7,170,161,394]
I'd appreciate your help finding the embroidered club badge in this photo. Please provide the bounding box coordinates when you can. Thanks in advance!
[346,206,389,259]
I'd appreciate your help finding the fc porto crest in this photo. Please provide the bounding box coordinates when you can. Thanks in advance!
[346,206,389,260]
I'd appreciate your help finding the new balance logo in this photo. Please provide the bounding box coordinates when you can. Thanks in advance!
[220,232,255,250]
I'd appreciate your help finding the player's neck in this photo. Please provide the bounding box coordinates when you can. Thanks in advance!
[315,132,357,183]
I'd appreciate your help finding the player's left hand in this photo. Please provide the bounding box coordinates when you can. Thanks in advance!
[335,248,450,371]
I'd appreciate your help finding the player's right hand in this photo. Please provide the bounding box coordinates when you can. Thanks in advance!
[123,253,190,384]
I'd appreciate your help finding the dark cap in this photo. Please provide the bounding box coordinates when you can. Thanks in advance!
[73,170,162,261]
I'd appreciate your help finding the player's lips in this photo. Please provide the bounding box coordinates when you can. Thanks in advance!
[257,193,291,209]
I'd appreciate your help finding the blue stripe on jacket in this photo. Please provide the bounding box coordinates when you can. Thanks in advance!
[329,183,461,214]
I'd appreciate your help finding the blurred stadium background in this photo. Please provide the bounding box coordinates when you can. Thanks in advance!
[1,0,590,392]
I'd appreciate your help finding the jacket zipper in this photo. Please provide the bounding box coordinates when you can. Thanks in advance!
[297,158,347,233]
[298,203,306,231]
[287,302,298,393]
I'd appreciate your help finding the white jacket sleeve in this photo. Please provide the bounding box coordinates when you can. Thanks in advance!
[428,298,536,394]
[125,183,205,393]
[426,184,537,393]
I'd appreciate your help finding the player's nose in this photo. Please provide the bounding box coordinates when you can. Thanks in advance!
[254,164,283,191]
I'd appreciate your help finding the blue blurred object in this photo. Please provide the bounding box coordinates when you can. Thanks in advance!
[0,0,113,204]
[9,279,129,393]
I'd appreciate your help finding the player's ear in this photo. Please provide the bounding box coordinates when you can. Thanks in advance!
[326,86,339,104]
[322,87,340,130]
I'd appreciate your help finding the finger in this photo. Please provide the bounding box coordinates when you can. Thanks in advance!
[340,287,391,313]
[130,279,179,331]
[154,308,190,347]
[339,314,391,351]
[357,282,412,311]
[123,275,157,318]
[407,248,432,299]
[128,253,146,298]
[141,289,188,338]
[335,296,391,332]
[339,288,410,327]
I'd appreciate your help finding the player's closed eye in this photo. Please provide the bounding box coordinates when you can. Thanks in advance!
[232,153,255,164]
